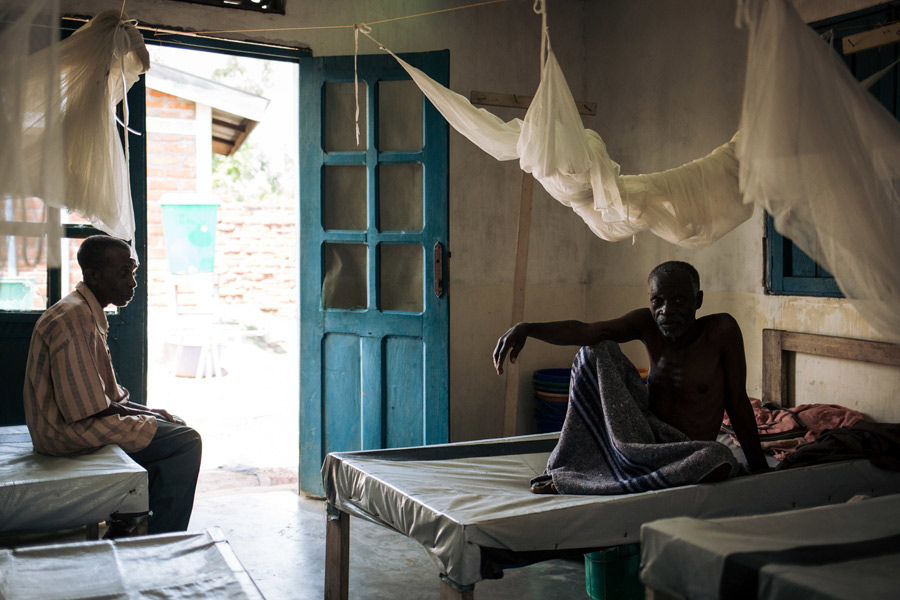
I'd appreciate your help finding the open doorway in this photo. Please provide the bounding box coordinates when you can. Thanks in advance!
[143,44,300,495]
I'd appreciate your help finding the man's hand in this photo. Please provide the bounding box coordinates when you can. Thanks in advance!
[149,408,185,425]
[493,323,530,375]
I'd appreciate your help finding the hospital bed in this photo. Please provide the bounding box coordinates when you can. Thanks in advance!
[0,527,265,599]
[0,425,149,540]
[322,330,900,599]
[640,493,900,600]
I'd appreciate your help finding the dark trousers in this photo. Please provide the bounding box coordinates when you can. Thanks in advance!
[127,420,202,534]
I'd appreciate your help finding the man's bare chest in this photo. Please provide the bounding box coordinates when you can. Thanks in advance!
[647,346,724,398]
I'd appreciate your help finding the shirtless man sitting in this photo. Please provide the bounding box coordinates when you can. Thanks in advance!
[493,260,768,476]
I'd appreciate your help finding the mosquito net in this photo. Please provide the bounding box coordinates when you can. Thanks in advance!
[377,0,900,338]
[3,0,897,338]
[0,3,148,266]
[736,0,900,338]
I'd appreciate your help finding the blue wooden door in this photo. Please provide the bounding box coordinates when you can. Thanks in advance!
[299,51,449,495]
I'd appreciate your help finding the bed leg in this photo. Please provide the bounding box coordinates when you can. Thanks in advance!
[440,578,474,600]
[325,505,349,600]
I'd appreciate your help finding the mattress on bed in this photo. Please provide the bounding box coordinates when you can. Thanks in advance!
[0,528,264,599]
[0,425,149,535]
[640,493,900,600]
[322,432,900,588]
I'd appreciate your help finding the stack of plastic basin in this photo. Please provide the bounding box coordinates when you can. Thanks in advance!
[532,368,571,433]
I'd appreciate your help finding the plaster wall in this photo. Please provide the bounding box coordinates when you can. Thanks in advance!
[58,0,899,439]
[61,0,597,440]
[582,0,900,423]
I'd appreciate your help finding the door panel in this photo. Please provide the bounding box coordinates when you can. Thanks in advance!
[384,335,425,448]
[299,50,449,495]
[323,333,362,454]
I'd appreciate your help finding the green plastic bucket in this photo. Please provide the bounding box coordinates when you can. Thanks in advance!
[584,543,643,600]
[161,199,219,275]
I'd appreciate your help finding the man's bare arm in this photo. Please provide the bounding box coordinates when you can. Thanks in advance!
[493,309,647,374]
[718,316,769,473]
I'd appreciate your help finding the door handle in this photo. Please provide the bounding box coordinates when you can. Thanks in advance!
[433,242,444,298]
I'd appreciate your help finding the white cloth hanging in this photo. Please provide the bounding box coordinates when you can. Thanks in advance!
[385,40,751,247]
[374,0,899,338]
[0,2,64,225]
[737,0,900,339]
[0,4,148,264]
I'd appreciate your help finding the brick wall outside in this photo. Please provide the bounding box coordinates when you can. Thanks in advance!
[216,201,297,317]
[147,89,297,319]
[147,89,197,308]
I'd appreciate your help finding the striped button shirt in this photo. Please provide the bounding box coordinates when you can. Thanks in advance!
[23,282,157,455]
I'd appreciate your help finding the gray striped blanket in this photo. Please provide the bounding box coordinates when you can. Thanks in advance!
[532,341,740,495]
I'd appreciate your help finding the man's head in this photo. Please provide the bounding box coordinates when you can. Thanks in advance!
[647,261,703,340]
[77,236,137,308]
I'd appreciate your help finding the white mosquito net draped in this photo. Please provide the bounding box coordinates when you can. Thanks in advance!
[736,0,900,338]
[3,1,897,338]
[378,0,900,339]
[0,2,148,266]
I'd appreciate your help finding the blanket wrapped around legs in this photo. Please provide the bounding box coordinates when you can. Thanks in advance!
[531,341,740,495]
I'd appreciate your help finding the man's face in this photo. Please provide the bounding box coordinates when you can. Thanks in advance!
[648,272,701,340]
[86,246,138,308]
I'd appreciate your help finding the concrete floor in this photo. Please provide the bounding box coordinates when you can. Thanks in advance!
[145,308,589,599]
[147,306,300,478]
[187,487,589,600]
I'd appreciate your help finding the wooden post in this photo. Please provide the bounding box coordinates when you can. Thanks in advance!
[324,507,349,600]
[502,172,534,437]
[761,329,785,407]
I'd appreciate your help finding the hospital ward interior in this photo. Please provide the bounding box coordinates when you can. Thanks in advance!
[3,0,900,598]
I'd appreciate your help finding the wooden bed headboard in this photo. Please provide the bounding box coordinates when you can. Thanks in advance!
[762,329,900,407]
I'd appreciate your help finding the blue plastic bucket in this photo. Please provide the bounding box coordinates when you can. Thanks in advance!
[533,368,571,384]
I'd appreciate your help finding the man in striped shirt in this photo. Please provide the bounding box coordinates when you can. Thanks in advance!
[24,235,202,535]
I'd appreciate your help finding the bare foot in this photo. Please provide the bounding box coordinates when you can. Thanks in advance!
[530,479,558,494]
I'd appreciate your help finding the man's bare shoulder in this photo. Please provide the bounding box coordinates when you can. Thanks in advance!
[699,313,744,343]
[698,312,740,327]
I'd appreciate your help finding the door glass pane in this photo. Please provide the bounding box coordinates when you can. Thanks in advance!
[324,82,367,151]
[323,243,367,309]
[379,244,422,312]
[379,163,422,231]
[323,165,367,231]
[378,80,422,151]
